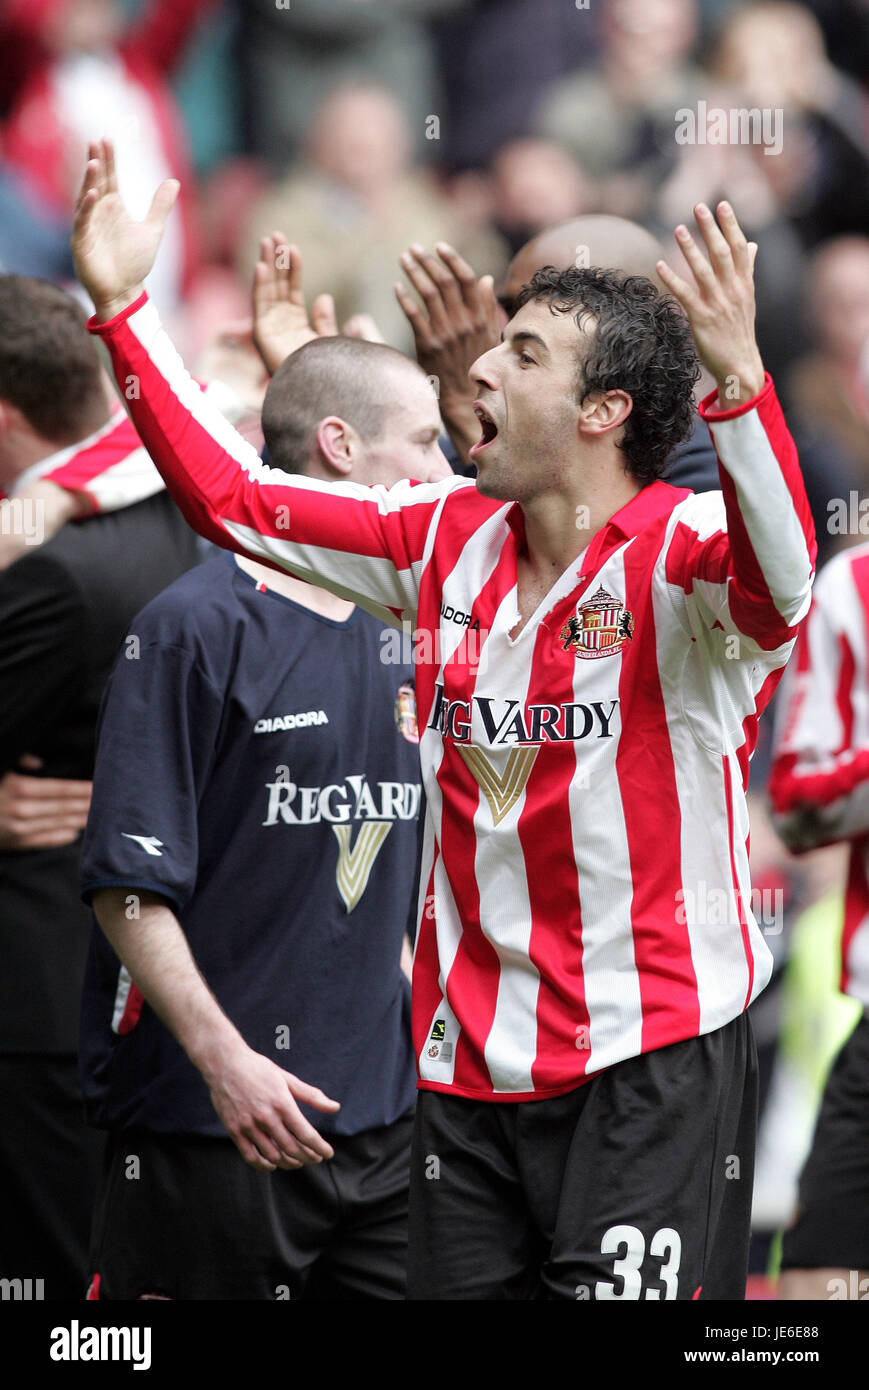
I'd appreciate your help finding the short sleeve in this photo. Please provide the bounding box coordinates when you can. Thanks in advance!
[80,638,224,912]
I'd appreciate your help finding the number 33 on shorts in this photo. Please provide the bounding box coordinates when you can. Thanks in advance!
[590,1225,682,1300]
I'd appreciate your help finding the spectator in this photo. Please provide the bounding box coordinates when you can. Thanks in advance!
[535,0,708,220]
[710,1,869,248]
[429,0,597,172]
[786,237,869,481]
[487,138,594,258]
[241,81,505,351]
[0,0,216,312]
[232,0,462,169]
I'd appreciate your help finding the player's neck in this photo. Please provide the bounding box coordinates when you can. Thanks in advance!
[519,470,642,578]
[234,555,355,621]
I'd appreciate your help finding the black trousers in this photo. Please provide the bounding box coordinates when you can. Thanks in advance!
[0,1054,104,1300]
[408,1014,758,1300]
[89,1108,414,1300]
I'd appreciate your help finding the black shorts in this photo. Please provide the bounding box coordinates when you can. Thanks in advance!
[88,1107,414,1300]
[408,1013,758,1300]
[780,1010,869,1274]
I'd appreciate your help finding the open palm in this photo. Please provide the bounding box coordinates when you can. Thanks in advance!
[71,138,178,318]
[252,233,338,375]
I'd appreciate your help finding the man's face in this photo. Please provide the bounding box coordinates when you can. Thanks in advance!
[468,300,589,504]
[814,247,869,366]
[356,366,452,487]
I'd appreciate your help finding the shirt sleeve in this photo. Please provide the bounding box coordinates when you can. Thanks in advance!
[663,375,816,660]
[769,549,869,851]
[88,293,461,629]
[42,382,246,516]
[0,552,87,774]
[40,409,164,515]
[79,638,225,913]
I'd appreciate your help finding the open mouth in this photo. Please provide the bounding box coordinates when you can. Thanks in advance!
[470,402,499,458]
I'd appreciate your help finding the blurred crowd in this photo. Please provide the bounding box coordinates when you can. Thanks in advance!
[2,0,869,1295]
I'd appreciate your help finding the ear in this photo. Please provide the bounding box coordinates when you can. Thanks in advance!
[577,389,632,439]
[313,416,361,477]
[0,400,11,440]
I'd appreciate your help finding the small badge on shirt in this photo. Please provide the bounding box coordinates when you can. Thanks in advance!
[395,681,420,744]
[426,1017,453,1061]
[560,585,634,660]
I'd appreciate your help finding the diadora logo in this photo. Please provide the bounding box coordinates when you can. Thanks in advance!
[440,602,480,631]
[254,709,329,734]
[427,684,619,746]
[121,834,164,856]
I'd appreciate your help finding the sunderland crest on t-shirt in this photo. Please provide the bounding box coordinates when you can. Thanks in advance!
[560,585,634,659]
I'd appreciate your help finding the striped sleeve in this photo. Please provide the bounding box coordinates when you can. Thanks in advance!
[42,408,163,515]
[664,374,816,655]
[769,545,869,851]
[88,294,458,626]
[45,381,253,515]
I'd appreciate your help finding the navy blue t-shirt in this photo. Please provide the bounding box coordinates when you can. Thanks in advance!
[79,553,420,1137]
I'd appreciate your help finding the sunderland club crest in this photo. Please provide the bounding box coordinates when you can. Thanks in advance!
[560,585,634,660]
[394,681,420,744]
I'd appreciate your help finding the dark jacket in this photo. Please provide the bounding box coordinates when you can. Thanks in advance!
[0,491,201,1052]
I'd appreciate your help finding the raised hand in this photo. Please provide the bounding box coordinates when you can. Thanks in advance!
[395,242,499,402]
[395,243,499,466]
[71,139,178,320]
[251,233,338,376]
[341,313,386,343]
[656,202,765,405]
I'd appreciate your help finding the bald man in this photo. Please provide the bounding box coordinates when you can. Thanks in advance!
[397,215,721,493]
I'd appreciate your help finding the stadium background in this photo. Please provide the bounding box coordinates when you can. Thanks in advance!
[1,0,869,1300]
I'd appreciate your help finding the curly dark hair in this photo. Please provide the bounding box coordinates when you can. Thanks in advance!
[513,266,701,485]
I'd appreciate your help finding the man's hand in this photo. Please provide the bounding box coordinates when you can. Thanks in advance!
[71,138,179,320]
[252,234,339,375]
[395,243,500,396]
[394,243,499,465]
[341,313,386,344]
[656,202,765,405]
[199,1038,341,1173]
[0,757,92,850]
[0,482,90,570]
[93,886,342,1174]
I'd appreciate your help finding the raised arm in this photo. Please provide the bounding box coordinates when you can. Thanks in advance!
[657,203,816,654]
[71,141,452,627]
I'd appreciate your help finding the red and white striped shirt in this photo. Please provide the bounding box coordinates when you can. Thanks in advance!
[19,408,161,513]
[90,293,816,1101]
[1,407,157,512]
[5,382,242,514]
[769,544,869,1006]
